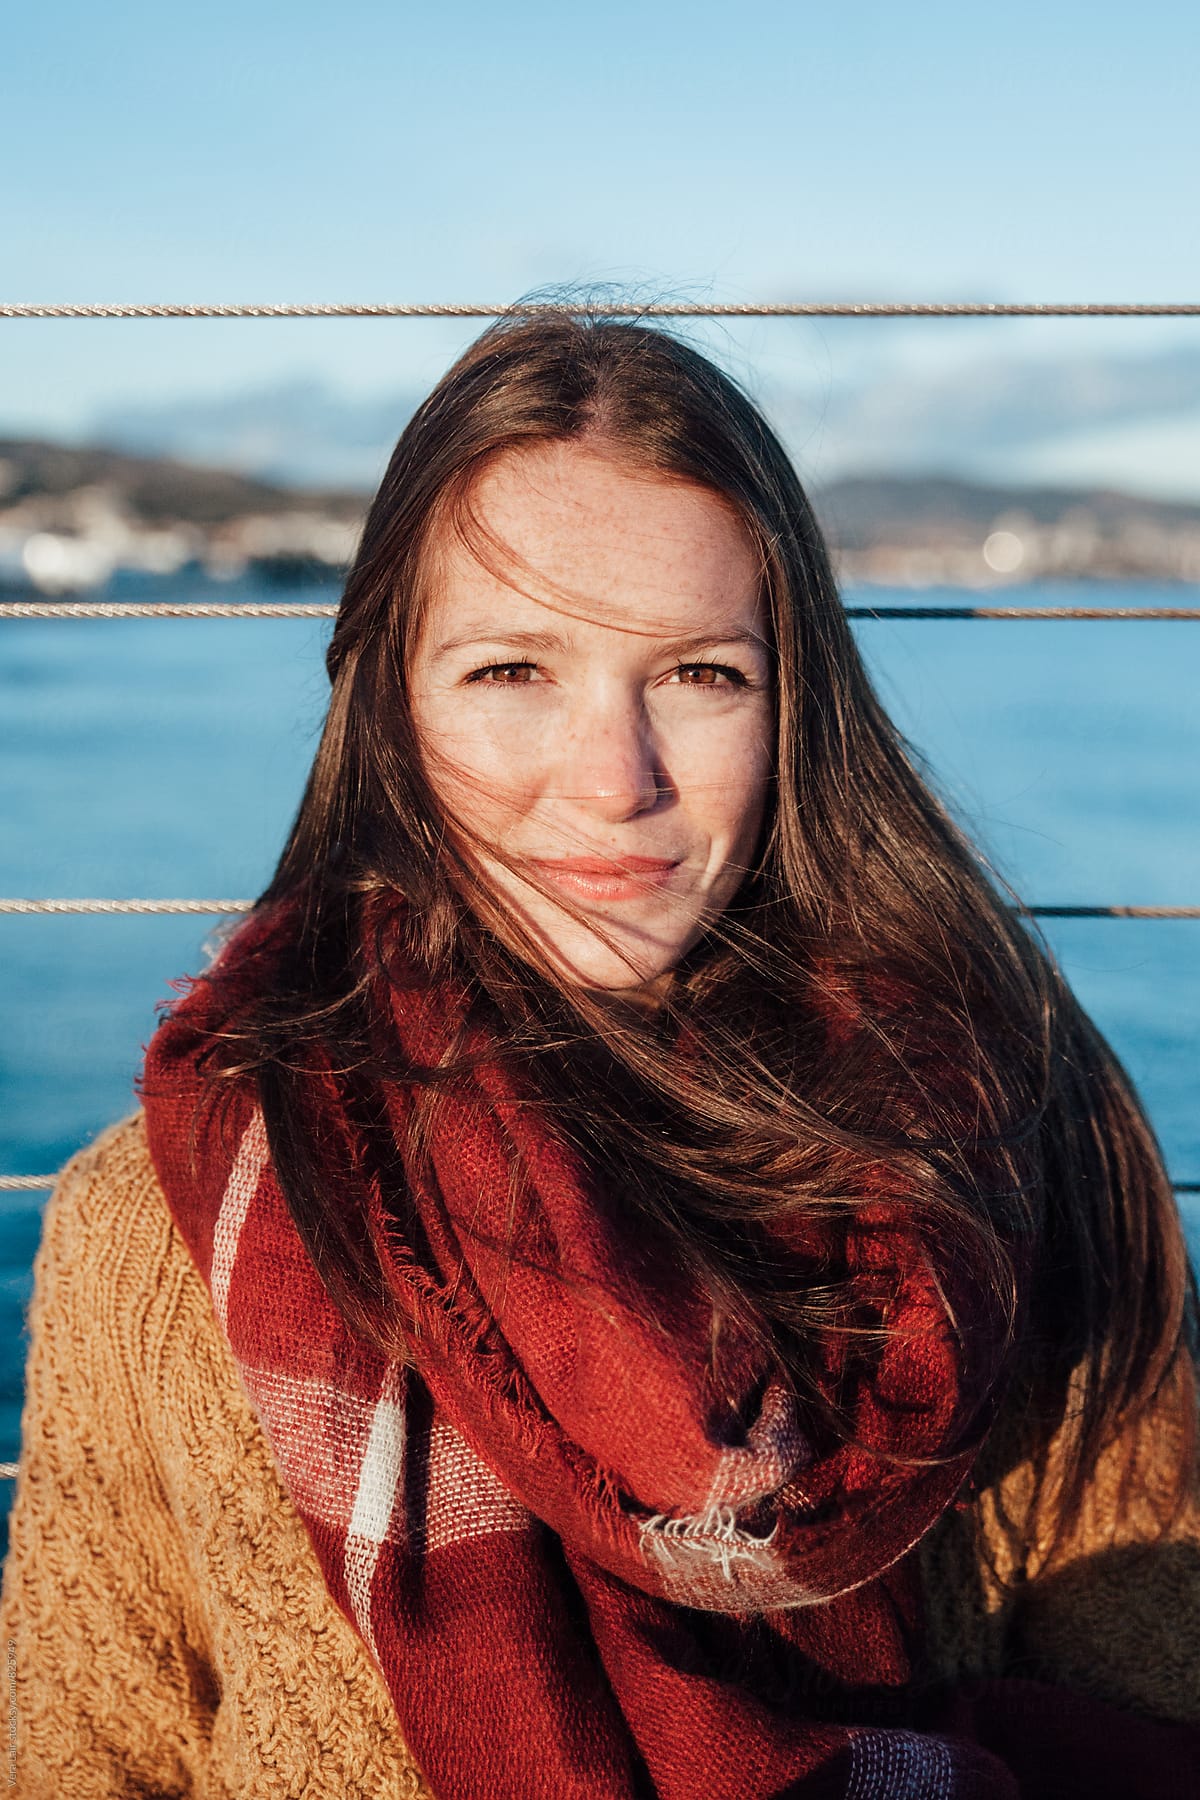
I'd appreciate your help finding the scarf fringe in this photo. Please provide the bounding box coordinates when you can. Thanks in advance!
[638,1502,782,1583]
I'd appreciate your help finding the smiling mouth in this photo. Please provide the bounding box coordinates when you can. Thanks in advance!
[526,856,681,902]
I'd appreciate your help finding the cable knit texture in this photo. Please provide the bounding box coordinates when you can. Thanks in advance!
[916,1345,1200,1725]
[0,1113,432,1799]
[2,1112,1199,1796]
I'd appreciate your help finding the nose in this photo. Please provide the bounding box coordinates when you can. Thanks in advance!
[556,690,664,823]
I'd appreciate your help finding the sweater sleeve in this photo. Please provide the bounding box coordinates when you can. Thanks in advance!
[0,1118,219,1798]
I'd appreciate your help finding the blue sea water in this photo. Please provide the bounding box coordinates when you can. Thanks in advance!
[1,575,1198,1555]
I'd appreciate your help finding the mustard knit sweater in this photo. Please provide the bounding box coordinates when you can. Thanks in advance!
[2,1113,1199,1798]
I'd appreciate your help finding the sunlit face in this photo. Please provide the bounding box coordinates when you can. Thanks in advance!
[407,441,775,991]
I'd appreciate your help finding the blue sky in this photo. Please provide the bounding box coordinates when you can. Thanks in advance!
[3,0,1199,489]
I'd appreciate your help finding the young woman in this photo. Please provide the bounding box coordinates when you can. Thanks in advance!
[3,310,1199,1799]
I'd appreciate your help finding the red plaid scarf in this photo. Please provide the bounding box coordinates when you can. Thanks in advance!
[138,895,1195,1798]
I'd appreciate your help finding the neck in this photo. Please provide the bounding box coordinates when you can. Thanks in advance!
[586,970,674,1018]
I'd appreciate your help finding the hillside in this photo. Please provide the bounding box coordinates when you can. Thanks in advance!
[2,439,1199,593]
[0,438,364,527]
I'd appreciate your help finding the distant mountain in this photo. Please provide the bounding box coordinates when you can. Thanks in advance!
[2,437,1199,593]
[0,439,367,594]
[10,434,1200,535]
[0,438,365,526]
[817,473,1200,547]
[815,474,1200,586]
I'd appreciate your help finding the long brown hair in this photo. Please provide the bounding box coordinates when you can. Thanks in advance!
[178,306,1198,1567]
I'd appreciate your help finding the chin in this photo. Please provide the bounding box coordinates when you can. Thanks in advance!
[482,880,702,993]
[535,922,692,993]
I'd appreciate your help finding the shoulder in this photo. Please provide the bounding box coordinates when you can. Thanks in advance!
[27,1103,305,1553]
[27,1110,229,1449]
[33,1109,196,1340]
[9,1123,435,1797]
[40,1107,169,1231]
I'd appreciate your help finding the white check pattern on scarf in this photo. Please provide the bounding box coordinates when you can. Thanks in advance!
[211,1110,533,1667]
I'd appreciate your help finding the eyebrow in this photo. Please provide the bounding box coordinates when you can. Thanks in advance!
[429,627,568,661]
[428,625,768,662]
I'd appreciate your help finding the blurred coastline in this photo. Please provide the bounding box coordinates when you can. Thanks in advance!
[5,438,1200,599]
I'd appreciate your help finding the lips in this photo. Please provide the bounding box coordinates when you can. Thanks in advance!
[526,855,681,902]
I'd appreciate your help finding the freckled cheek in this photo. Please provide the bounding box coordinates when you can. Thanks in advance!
[672,710,774,856]
[416,710,547,833]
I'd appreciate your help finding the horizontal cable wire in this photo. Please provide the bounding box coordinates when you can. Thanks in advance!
[3,302,1200,319]
[3,899,1199,918]
[2,601,340,620]
[2,1169,1195,1195]
[0,1465,16,1479]
[0,898,254,914]
[848,605,1200,622]
[1019,906,1200,919]
[4,601,1200,622]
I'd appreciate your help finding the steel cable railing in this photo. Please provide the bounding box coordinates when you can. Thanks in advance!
[3,899,1199,919]
[3,301,1200,318]
[3,602,1200,622]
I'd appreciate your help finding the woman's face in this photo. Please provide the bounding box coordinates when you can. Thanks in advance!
[407,440,775,991]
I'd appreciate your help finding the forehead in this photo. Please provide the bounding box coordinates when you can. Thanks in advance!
[427,441,762,639]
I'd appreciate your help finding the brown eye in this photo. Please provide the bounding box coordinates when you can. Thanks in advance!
[672,663,744,688]
[469,662,539,684]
